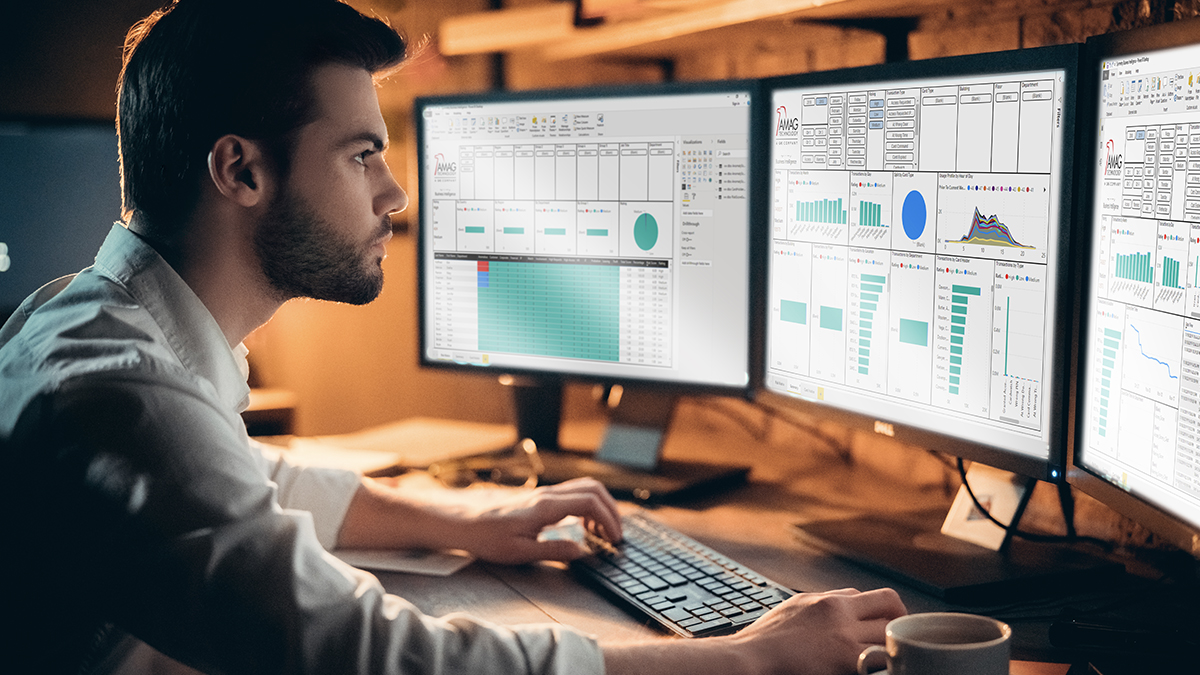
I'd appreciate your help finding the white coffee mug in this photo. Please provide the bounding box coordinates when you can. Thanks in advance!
[857,612,1011,675]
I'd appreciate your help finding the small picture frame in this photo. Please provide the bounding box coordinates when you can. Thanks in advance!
[940,463,1029,551]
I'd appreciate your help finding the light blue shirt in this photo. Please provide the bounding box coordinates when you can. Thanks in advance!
[0,223,602,675]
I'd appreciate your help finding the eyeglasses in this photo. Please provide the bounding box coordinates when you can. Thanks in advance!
[428,437,545,489]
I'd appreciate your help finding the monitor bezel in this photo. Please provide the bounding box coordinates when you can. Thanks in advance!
[752,45,1083,483]
[1067,18,1200,559]
[413,79,767,398]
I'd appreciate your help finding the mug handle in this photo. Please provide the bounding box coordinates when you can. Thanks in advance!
[857,645,887,675]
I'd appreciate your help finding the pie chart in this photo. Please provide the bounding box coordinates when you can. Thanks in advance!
[901,190,926,241]
[634,213,658,251]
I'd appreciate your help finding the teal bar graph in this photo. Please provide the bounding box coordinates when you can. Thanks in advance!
[858,200,885,227]
[820,306,843,331]
[1098,327,1121,437]
[854,273,886,376]
[503,227,525,235]
[797,198,847,225]
[781,300,807,324]
[947,284,980,395]
[544,228,567,236]
[899,319,928,347]
[465,226,486,234]
[1114,251,1152,283]
[585,229,609,237]
[1162,256,1183,289]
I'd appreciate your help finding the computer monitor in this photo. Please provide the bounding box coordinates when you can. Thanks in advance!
[0,120,121,320]
[414,82,763,500]
[1070,18,1200,563]
[755,46,1117,603]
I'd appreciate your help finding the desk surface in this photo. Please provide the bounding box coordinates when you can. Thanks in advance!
[363,399,1102,674]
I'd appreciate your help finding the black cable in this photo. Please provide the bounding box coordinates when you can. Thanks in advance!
[957,458,1112,549]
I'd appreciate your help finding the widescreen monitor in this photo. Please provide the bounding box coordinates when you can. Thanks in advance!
[1071,18,1200,561]
[414,82,762,499]
[756,46,1104,604]
[758,46,1080,483]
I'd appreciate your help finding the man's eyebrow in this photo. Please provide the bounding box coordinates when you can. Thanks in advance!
[337,131,388,151]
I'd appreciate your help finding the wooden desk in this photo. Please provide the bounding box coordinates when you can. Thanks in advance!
[367,399,1083,674]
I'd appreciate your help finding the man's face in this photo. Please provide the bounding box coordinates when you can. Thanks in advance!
[254,63,407,305]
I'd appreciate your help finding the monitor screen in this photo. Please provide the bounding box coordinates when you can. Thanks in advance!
[415,83,757,393]
[0,121,121,318]
[1072,19,1200,557]
[758,47,1079,481]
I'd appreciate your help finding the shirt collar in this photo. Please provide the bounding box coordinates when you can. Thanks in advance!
[93,223,252,412]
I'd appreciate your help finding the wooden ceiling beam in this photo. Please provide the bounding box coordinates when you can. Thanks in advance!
[540,0,855,61]
[438,3,576,56]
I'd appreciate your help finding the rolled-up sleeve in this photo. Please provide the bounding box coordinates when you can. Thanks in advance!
[252,439,361,550]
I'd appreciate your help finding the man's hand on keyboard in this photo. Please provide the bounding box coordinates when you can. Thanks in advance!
[602,586,906,675]
[453,477,623,565]
[727,587,907,675]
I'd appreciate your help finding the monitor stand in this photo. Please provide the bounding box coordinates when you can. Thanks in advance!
[791,490,1126,606]
[507,378,750,502]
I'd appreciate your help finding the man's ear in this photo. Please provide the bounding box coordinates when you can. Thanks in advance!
[207,134,270,207]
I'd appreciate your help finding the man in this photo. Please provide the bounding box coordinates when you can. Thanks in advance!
[0,1,905,673]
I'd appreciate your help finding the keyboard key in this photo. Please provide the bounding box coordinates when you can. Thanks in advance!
[740,607,769,622]
[642,576,669,591]
[691,618,733,634]
[661,608,691,622]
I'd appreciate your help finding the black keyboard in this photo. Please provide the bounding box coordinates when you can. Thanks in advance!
[573,512,795,638]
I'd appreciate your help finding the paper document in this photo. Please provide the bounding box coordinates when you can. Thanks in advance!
[334,548,474,576]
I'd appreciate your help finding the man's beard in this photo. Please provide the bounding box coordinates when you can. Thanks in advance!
[253,188,388,305]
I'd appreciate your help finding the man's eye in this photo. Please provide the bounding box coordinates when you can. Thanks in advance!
[356,150,374,165]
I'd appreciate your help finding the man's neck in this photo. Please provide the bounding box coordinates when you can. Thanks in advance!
[129,218,285,348]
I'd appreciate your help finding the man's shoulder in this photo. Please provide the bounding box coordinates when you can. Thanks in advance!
[0,270,189,430]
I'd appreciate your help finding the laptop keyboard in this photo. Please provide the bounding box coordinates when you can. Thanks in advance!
[573,512,795,638]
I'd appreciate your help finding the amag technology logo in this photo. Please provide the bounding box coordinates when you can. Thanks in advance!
[776,105,799,138]
[433,152,456,177]
[1104,139,1123,176]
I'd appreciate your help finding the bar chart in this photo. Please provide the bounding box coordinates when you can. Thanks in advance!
[933,256,994,416]
[990,261,1046,429]
[810,244,848,384]
[770,241,813,377]
[1114,251,1154,282]
[887,251,936,403]
[849,171,892,244]
[1105,215,1157,306]
[848,251,891,392]
[1087,303,1126,455]
[1153,219,1188,313]
[787,169,849,245]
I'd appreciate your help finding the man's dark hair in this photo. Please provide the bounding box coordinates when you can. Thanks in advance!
[117,0,406,236]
